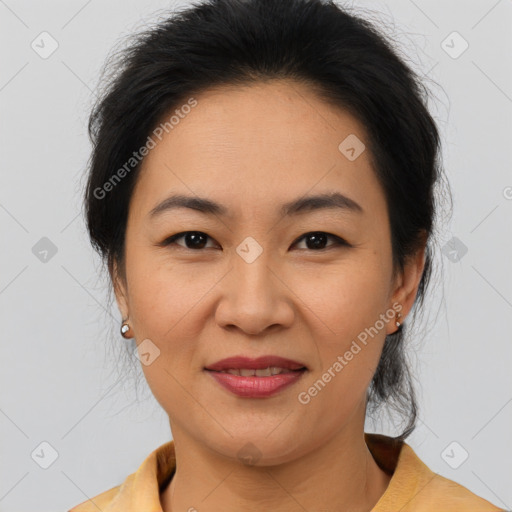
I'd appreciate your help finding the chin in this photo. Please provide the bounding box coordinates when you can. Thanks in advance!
[202,428,307,467]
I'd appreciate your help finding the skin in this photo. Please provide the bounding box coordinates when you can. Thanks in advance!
[113,79,426,511]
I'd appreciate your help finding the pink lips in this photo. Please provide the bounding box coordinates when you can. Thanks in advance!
[204,355,307,398]
[206,355,306,372]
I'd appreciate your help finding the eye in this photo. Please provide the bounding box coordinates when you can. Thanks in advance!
[161,231,219,250]
[160,230,349,251]
[292,231,349,251]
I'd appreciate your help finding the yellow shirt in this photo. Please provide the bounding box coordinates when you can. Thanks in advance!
[68,433,504,511]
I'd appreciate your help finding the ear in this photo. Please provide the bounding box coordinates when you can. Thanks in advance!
[111,259,129,320]
[387,231,427,333]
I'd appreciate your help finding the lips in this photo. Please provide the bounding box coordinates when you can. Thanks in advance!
[217,367,294,376]
[204,356,307,398]
[205,355,307,372]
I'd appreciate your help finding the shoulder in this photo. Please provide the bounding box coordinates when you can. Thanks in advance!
[67,482,123,512]
[413,470,505,511]
[67,440,175,512]
[387,442,504,511]
[366,434,504,511]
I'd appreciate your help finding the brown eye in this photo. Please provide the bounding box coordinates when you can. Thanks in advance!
[161,230,349,252]
[293,232,348,251]
[162,231,217,250]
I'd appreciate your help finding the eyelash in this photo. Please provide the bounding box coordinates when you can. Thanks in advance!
[160,231,350,251]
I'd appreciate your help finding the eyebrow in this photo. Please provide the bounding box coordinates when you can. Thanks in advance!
[148,192,363,220]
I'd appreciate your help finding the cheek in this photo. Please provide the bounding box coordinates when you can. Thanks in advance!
[125,261,211,413]
[125,258,229,401]
[292,268,390,426]
[127,256,218,337]
[292,254,391,343]
[289,255,392,407]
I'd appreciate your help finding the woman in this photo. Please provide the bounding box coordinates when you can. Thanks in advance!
[69,0,504,510]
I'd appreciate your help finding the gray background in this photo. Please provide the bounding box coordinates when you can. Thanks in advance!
[1,0,511,510]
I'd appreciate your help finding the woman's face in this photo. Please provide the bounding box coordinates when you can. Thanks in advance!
[114,80,424,464]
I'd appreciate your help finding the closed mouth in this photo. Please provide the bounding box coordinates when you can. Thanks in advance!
[204,355,308,374]
[208,367,306,377]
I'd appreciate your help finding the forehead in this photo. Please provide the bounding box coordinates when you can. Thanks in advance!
[130,80,385,223]
[154,80,369,163]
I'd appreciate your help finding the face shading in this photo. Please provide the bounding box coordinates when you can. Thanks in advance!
[113,79,424,464]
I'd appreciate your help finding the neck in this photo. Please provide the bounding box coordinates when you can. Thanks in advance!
[160,415,392,511]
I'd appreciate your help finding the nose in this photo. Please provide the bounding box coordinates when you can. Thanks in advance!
[214,250,295,336]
